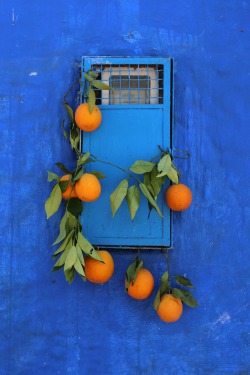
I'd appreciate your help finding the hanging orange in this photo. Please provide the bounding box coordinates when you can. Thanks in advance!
[157,294,183,323]
[84,250,114,284]
[165,183,192,211]
[75,173,101,202]
[75,103,102,132]
[126,268,154,300]
[59,174,78,200]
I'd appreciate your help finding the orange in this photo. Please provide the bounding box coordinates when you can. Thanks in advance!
[75,103,102,132]
[157,294,183,323]
[126,268,154,300]
[165,183,192,211]
[85,250,114,284]
[59,174,78,200]
[75,173,101,202]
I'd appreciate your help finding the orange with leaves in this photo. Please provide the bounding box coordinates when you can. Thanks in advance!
[59,174,78,200]
[84,250,114,284]
[75,103,102,132]
[157,293,183,323]
[165,183,192,211]
[75,173,101,202]
[126,268,154,300]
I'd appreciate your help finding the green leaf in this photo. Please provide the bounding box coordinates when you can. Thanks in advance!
[77,152,91,167]
[64,246,77,271]
[157,154,172,177]
[74,256,85,278]
[52,211,68,245]
[126,185,140,220]
[153,289,161,310]
[52,230,74,257]
[66,198,83,218]
[56,162,71,174]
[59,180,69,193]
[76,244,85,266]
[84,72,94,83]
[65,211,78,232]
[53,239,72,270]
[166,167,179,184]
[129,160,155,174]
[45,183,62,219]
[159,272,171,294]
[61,119,68,140]
[72,169,83,181]
[64,103,74,122]
[125,257,144,291]
[91,80,113,90]
[90,171,107,179]
[174,276,195,288]
[64,268,75,284]
[150,166,164,197]
[88,88,96,113]
[143,172,151,187]
[146,183,155,197]
[172,288,199,307]
[77,232,92,252]
[84,157,96,164]
[153,271,171,310]
[139,183,163,218]
[77,232,103,262]
[47,171,59,182]
[110,179,128,218]
[70,124,80,150]
[171,162,181,175]
[161,271,169,283]
[88,71,99,79]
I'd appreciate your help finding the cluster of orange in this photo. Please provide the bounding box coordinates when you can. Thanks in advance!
[67,102,192,323]
[60,173,101,202]
[83,251,182,323]
[59,103,103,202]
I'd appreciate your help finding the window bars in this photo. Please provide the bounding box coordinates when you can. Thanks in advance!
[85,64,164,105]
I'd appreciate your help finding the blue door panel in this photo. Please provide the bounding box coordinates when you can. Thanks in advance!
[82,108,170,247]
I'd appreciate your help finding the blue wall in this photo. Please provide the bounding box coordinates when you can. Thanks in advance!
[1,1,250,374]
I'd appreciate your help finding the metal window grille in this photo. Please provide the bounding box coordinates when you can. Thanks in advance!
[88,64,164,105]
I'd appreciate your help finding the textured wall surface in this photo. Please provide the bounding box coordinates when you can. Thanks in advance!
[1,1,250,374]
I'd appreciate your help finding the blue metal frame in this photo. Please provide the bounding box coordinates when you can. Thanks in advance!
[80,56,174,249]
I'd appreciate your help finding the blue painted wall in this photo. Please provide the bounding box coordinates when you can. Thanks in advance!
[1,1,250,374]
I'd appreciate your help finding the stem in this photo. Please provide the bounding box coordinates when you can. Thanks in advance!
[165,249,172,294]
[173,149,190,159]
[137,247,141,259]
[63,80,80,104]
[166,250,170,275]
[90,154,141,183]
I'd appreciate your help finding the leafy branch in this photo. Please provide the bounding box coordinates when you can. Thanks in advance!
[153,270,198,310]
[83,70,113,113]
[45,71,112,283]
[45,156,105,283]
[109,149,183,220]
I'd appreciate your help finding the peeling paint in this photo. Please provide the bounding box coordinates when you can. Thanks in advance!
[123,31,143,44]
[12,8,15,26]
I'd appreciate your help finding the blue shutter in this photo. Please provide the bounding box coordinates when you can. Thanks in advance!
[80,57,173,249]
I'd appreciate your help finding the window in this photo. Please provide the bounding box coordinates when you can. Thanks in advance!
[81,57,173,249]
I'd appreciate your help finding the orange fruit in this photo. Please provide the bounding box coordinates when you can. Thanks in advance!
[75,173,101,202]
[126,268,154,300]
[84,250,114,284]
[75,103,102,132]
[165,183,192,211]
[157,294,183,323]
[59,174,78,200]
